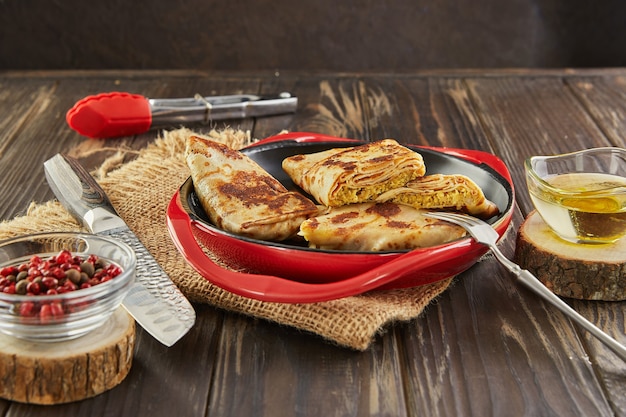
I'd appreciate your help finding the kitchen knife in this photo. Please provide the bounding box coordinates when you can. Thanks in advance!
[66,91,297,138]
[44,154,196,347]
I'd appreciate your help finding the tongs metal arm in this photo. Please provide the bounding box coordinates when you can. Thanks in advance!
[149,92,297,126]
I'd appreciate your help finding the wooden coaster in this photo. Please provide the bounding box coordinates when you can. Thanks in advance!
[514,210,626,301]
[0,307,135,405]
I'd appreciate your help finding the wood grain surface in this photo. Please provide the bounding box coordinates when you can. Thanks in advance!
[0,69,624,417]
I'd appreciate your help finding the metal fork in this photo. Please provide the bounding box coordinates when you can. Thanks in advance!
[425,211,626,362]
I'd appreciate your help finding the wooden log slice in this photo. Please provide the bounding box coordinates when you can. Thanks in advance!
[0,307,135,405]
[515,210,626,301]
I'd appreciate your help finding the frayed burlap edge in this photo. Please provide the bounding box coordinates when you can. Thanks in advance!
[0,128,452,351]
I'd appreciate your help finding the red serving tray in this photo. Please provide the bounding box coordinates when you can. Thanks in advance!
[167,132,515,303]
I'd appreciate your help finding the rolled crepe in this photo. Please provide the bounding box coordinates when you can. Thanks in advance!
[185,136,318,241]
[376,174,499,219]
[282,139,426,207]
[299,202,466,251]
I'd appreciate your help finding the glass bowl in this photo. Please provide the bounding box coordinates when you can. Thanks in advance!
[0,232,136,342]
[525,147,626,244]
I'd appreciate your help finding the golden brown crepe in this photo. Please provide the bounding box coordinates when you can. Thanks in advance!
[299,202,466,251]
[282,139,426,207]
[376,174,499,219]
[185,135,319,241]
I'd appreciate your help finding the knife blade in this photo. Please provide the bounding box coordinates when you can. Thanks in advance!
[66,91,297,138]
[43,153,196,347]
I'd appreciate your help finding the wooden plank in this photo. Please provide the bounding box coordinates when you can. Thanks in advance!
[566,75,626,147]
[279,75,372,140]
[400,213,614,416]
[464,76,616,215]
[355,75,615,415]
[463,74,624,416]
[562,74,626,416]
[0,77,64,218]
[254,74,303,139]
[356,76,496,150]
[570,298,626,415]
[0,73,260,417]
[0,70,624,417]
[208,314,408,416]
[0,78,57,157]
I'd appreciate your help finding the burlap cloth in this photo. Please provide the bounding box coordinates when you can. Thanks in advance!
[0,128,452,351]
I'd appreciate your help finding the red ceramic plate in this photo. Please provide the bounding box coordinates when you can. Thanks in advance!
[167,132,515,303]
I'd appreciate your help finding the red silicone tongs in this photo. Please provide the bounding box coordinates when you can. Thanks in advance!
[66,91,297,139]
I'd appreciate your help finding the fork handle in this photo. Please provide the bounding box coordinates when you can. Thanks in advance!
[489,247,626,361]
[516,267,626,361]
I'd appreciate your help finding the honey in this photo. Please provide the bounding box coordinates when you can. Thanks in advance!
[529,172,626,244]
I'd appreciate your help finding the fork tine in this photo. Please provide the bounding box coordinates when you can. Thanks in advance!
[425,211,469,225]
[447,213,480,226]
[424,211,499,242]
[428,211,483,226]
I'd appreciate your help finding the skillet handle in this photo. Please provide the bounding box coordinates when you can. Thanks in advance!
[166,191,460,303]
[249,132,361,147]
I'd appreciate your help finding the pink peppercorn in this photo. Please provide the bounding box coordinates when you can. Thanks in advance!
[0,249,123,323]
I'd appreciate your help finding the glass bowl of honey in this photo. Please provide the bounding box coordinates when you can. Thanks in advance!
[525,147,626,244]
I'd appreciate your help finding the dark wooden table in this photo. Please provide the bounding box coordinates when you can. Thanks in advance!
[0,69,624,417]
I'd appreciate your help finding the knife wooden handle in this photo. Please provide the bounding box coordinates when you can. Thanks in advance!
[61,155,116,209]
[44,153,117,213]
[44,153,125,233]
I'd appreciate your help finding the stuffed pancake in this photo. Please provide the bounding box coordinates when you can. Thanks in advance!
[299,202,466,251]
[185,135,318,241]
[376,174,499,219]
[282,139,426,207]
